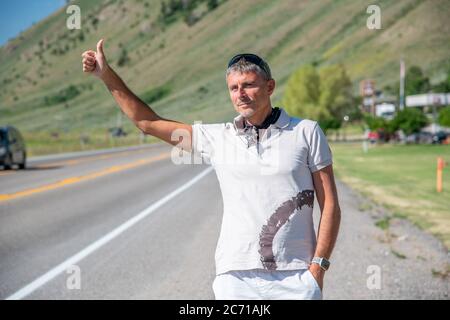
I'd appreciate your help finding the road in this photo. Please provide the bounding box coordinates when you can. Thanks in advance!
[0,144,448,299]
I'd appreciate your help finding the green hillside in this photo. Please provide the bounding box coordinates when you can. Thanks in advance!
[1,0,449,155]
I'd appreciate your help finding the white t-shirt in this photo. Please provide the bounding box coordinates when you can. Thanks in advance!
[192,108,333,275]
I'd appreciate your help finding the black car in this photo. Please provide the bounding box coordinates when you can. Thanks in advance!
[0,126,27,170]
[432,131,448,144]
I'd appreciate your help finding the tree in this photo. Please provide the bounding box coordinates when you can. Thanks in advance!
[117,48,130,67]
[207,0,219,10]
[283,64,354,132]
[431,68,450,93]
[390,108,428,135]
[318,64,354,130]
[363,114,395,142]
[444,70,450,91]
[169,0,182,13]
[160,1,168,17]
[78,30,85,42]
[438,106,450,127]
[405,66,430,95]
[283,64,321,119]
[363,114,388,131]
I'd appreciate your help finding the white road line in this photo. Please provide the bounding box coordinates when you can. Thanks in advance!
[6,166,214,300]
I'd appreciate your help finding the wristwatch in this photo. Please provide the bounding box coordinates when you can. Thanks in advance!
[311,257,330,271]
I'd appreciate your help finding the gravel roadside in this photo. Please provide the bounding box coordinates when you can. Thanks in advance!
[321,180,449,299]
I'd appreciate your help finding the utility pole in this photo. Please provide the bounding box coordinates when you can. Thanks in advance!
[399,58,405,111]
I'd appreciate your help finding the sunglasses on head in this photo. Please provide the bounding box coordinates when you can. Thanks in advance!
[227,53,272,79]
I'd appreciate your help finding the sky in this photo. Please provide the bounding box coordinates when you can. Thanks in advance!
[0,0,66,46]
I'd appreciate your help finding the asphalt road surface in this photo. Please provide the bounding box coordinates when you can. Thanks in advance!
[0,144,448,299]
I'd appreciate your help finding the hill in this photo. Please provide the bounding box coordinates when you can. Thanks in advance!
[1,0,449,154]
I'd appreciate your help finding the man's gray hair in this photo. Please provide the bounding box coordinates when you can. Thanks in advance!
[226,58,272,81]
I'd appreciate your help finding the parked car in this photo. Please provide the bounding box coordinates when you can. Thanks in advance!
[405,131,449,144]
[0,126,27,170]
[432,131,448,144]
[417,131,433,144]
[367,131,379,144]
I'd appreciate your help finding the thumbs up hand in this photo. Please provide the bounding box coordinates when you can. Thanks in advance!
[81,39,109,79]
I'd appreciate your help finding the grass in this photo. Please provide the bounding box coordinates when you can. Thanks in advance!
[23,128,159,156]
[375,217,391,230]
[327,122,366,141]
[391,249,407,259]
[139,84,172,104]
[431,267,449,279]
[331,142,450,249]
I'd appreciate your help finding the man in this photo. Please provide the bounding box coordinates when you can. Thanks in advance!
[82,40,341,300]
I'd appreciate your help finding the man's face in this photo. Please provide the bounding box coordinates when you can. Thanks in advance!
[226,71,275,118]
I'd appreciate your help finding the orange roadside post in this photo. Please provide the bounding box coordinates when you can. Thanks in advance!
[436,157,445,193]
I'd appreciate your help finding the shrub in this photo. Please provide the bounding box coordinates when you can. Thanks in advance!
[391,108,428,135]
[140,85,171,104]
[44,85,81,106]
[438,106,450,127]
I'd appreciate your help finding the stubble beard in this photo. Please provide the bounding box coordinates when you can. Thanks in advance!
[239,108,256,119]
[237,102,256,119]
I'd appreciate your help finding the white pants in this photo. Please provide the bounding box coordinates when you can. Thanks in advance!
[212,269,322,300]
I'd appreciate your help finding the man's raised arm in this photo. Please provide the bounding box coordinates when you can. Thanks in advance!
[81,39,192,151]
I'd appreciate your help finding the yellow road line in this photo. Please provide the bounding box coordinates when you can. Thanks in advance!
[0,152,171,203]
[0,148,149,173]
[34,148,148,168]
[0,171,15,176]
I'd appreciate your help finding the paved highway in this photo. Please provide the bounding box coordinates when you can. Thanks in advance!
[1,144,447,299]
